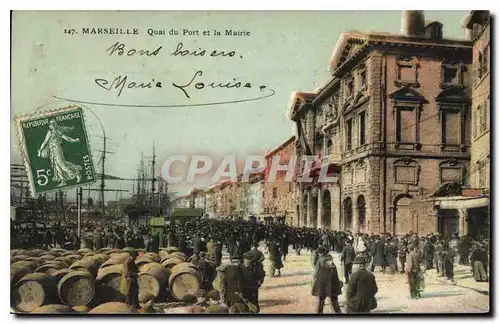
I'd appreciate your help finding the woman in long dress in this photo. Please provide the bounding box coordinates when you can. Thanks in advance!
[37,119,82,187]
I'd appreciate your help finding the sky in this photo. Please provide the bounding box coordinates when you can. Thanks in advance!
[11,10,469,200]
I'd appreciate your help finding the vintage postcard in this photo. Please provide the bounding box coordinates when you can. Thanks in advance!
[10,10,490,315]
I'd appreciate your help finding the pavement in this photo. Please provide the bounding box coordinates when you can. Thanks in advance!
[230,248,491,314]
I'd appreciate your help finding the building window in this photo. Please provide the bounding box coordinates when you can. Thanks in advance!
[347,79,354,97]
[478,162,485,188]
[395,56,419,87]
[441,109,460,145]
[483,46,490,74]
[478,52,483,78]
[288,182,293,192]
[477,105,485,133]
[359,111,366,146]
[441,60,463,88]
[346,119,353,151]
[359,69,367,89]
[262,191,265,198]
[272,188,277,199]
[443,66,458,85]
[395,106,416,143]
[482,99,488,131]
[473,107,478,139]
[326,139,333,155]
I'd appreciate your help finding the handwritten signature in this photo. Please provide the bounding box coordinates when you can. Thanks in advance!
[94,71,266,99]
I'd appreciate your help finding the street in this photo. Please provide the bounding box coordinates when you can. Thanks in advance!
[230,248,491,314]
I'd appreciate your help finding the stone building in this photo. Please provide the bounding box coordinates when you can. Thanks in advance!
[429,11,490,238]
[262,136,299,225]
[247,172,264,222]
[290,11,473,236]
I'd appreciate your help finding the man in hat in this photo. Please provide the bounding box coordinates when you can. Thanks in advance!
[406,243,422,299]
[312,246,343,314]
[341,240,355,283]
[242,251,266,313]
[267,238,284,277]
[397,238,408,273]
[470,243,488,282]
[217,255,246,308]
[434,237,445,276]
[346,254,378,313]
[370,236,385,272]
[121,252,140,308]
[385,239,398,275]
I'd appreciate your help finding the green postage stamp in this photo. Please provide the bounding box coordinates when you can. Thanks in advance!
[15,106,97,196]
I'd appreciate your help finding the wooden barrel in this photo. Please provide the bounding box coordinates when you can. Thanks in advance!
[11,273,58,312]
[158,250,170,261]
[69,258,102,278]
[135,256,153,269]
[66,254,83,260]
[169,252,187,262]
[31,304,73,314]
[145,252,161,263]
[35,262,66,275]
[138,263,169,299]
[88,302,134,314]
[11,254,30,263]
[104,249,123,256]
[96,264,125,303]
[58,271,95,306]
[84,252,96,258]
[23,257,43,265]
[11,249,23,256]
[12,260,39,272]
[31,249,45,257]
[55,256,76,266]
[11,262,36,286]
[161,258,183,270]
[91,253,109,262]
[108,251,130,259]
[77,248,93,255]
[61,250,79,257]
[40,254,56,261]
[100,255,128,269]
[72,305,90,313]
[46,250,63,257]
[168,263,203,301]
[165,246,179,253]
[51,268,74,282]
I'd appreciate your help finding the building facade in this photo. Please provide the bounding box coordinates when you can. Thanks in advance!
[290,11,474,236]
[247,173,264,221]
[262,136,299,225]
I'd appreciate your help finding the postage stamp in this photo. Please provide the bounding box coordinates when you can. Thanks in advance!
[15,105,97,196]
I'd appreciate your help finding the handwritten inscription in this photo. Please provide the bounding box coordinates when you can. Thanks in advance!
[106,42,162,56]
[91,41,271,102]
[172,70,264,99]
[95,75,162,97]
[171,42,236,58]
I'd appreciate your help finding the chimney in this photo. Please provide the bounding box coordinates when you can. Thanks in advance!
[401,10,426,37]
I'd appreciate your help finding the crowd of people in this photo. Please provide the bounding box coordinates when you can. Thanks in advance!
[11,217,490,313]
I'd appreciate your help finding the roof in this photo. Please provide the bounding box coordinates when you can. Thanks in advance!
[463,11,490,29]
[287,91,317,120]
[329,31,472,73]
[265,136,296,158]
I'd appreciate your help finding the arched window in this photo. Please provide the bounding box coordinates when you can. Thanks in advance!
[357,195,366,232]
[343,197,353,230]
